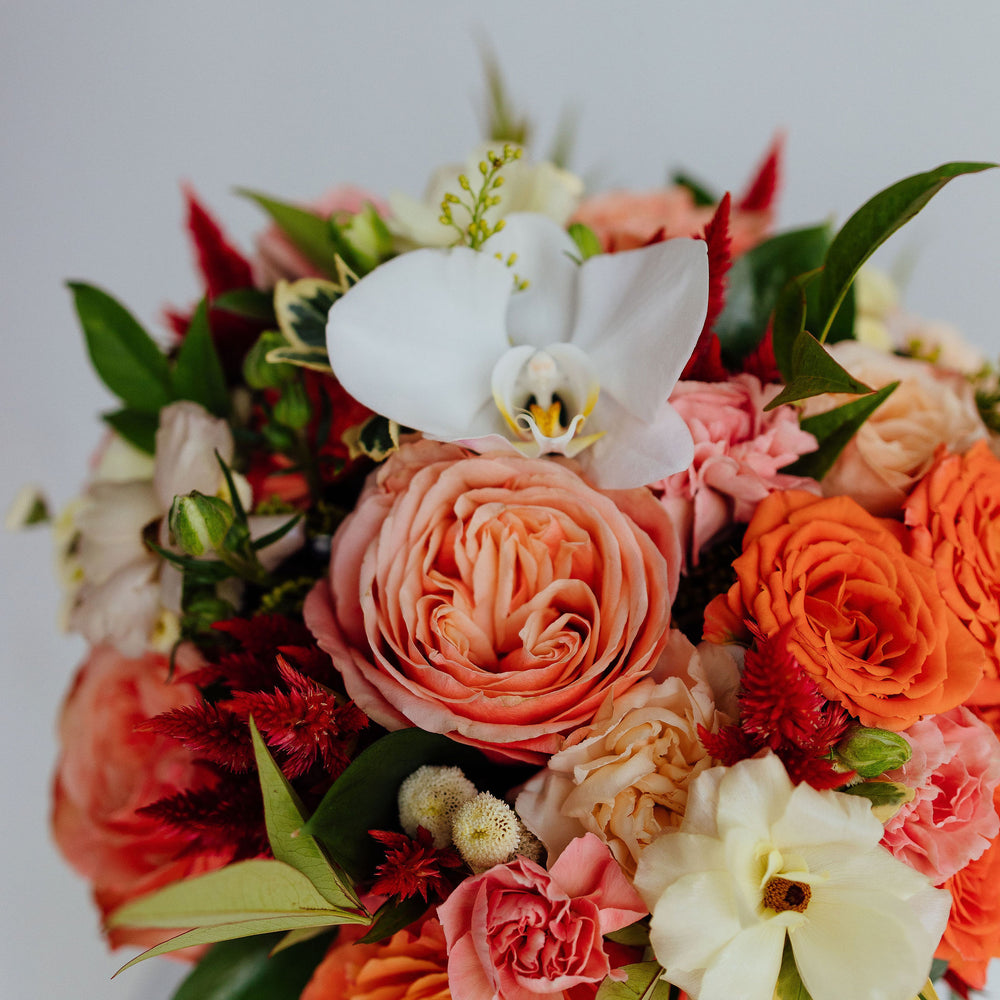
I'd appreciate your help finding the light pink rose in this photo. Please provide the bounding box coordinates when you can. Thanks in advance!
[882,706,1000,885]
[654,374,819,566]
[304,440,680,762]
[516,631,741,875]
[52,643,226,947]
[253,185,388,287]
[437,833,646,1000]
[570,187,770,256]
[803,341,987,516]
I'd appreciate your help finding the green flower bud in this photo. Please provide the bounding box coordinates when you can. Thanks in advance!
[834,726,912,779]
[243,331,296,389]
[272,380,312,430]
[168,491,235,557]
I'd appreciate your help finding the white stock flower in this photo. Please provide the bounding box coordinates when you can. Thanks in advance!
[633,754,950,1000]
[327,212,708,489]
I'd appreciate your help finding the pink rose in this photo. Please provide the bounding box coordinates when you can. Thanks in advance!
[655,375,819,566]
[437,833,646,1000]
[882,707,1000,885]
[570,187,770,256]
[304,440,680,762]
[52,644,224,944]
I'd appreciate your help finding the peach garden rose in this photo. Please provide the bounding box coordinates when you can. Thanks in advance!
[305,439,681,762]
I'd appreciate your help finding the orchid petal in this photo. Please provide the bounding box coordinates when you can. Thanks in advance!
[571,238,709,421]
[487,213,579,347]
[326,248,511,438]
[576,394,694,490]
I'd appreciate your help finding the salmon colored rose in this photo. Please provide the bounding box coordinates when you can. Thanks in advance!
[305,440,680,762]
[704,490,985,731]
[905,441,1000,706]
[52,643,223,945]
[437,833,647,1000]
[301,918,450,1000]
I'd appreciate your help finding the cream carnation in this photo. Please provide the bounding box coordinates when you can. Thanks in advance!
[516,631,741,875]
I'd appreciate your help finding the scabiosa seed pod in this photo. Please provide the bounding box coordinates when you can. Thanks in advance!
[397,765,477,848]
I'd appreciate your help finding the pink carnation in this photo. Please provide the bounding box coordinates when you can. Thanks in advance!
[654,375,819,566]
[437,833,646,1000]
[882,706,1000,884]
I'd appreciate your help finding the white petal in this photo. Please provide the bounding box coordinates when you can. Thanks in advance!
[634,831,725,907]
[698,921,786,1000]
[486,213,579,347]
[326,247,511,439]
[571,238,708,420]
[714,754,794,841]
[576,394,694,490]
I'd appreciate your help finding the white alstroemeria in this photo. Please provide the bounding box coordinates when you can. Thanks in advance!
[633,754,951,1000]
[327,212,708,489]
[389,144,584,249]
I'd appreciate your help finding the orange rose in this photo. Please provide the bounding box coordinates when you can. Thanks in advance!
[705,490,985,730]
[905,441,1000,707]
[936,788,1000,992]
[301,918,450,1000]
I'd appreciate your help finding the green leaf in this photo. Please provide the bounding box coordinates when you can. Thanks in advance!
[842,780,914,808]
[595,961,672,1000]
[305,729,490,880]
[171,930,333,1000]
[357,896,428,944]
[250,514,304,553]
[212,287,276,322]
[348,414,401,462]
[249,719,360,911]
[102,408,159,454]
[765,330,874,409]
[269,926,329,956]
[604,920,650,948]
[568,222,603,261]
[775,938,813,1000]
[239,191,342,278]
[785,382,898,480]
[69,281,173,412]
[264,346,333,373]
[818,162,997,342]
[713,225,832,366]
[670,170,717,207]
[275,278,342,351]
[172,298,230,417]
[771,269,819,382]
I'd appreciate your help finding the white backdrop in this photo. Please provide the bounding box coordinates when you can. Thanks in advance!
[2,2,999,998]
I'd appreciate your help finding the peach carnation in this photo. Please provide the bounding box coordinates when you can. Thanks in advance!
[515,631,741,875]
[802,341,986,516]
[905,440,1000,706]
[305,440,680,762]
[704,490,986,731]
[882,707,1000,885]
[655,374,819,566]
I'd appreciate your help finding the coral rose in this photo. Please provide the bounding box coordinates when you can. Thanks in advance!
[301,918,450,1000]
[905,441,1000,706]
[936,788,1000,993]
[655,374,819,567]
[305,440,680,762]
[437,833,646,1000]
[882,707,1000,885]
[704,490,985,731]
[52,643,223,946]
[802,341,986,516]
[516,631,741,875]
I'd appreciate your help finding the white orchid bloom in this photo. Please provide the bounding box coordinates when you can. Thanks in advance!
[327,212,709,489]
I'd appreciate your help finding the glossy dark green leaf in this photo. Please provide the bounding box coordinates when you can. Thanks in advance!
[765,330,873,409]
[239,190,340,277]
[785,382,898,480]
[355,415,400,462]
[771,269,818,381]
[817,162,997,341]
[212,287,276,321]
[171,930,333,1000]
[713,225,832,366]
[305,729,489,880]
[275,279,341,350]
[69,282,173,412]
[670,170,717,207]
[102,408,159,454]
[357,896,428,944]
[172,299,230,416]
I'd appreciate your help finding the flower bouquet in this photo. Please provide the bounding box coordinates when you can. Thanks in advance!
[39,87,1000,1000]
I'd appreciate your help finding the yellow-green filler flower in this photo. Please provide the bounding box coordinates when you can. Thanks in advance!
[633,753,950,1000]
[326,212,708,489]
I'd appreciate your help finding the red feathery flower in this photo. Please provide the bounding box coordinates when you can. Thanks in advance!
[182,185,254,298]
[369,827,464,902]
[139,702,255,772]
[737,134,784,214]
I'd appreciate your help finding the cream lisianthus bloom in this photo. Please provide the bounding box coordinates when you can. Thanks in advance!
[633,754,950,1000]
[326,212,708,489]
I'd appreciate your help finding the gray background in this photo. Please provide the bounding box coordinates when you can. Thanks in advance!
[2,2,999,997]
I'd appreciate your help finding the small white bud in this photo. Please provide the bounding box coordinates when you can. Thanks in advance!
[451,792,521,874]
[397,765,477,848]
